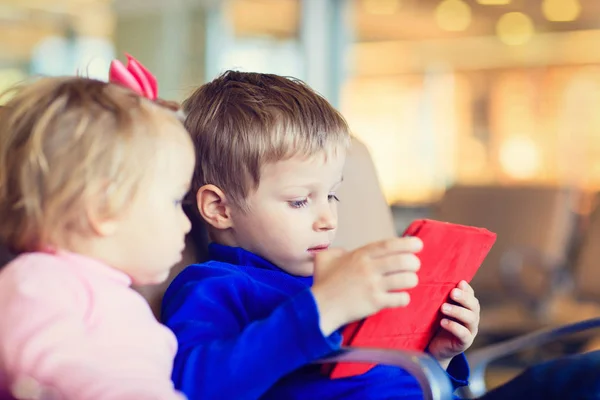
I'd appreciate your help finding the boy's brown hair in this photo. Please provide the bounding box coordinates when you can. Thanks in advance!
[183,71,350,210]
[0,77,187,252]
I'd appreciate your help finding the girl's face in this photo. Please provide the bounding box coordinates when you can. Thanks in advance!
[105,118,195,285]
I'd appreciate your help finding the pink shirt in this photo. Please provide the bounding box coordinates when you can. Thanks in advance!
[0,251,184,399]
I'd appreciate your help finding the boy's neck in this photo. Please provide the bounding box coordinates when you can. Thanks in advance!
[208,228,239,249]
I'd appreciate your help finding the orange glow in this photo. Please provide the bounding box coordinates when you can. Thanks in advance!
[496,12,534,46]
[362,0,402,15]
[435,0,472,32]
[476,0,511,4]
[542,0,581,22]
[499,137,541,180]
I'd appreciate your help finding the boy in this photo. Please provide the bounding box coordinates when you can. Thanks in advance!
[161,71,480,399]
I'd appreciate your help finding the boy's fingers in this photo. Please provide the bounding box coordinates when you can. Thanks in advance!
[441,319,472,344]
[365,237,423,259]
[379,254,421,274]
[384,291,411,308]
[451,289,480,313]
[442,304,478,331]
[383,272,419,291]
[459,280,475,294]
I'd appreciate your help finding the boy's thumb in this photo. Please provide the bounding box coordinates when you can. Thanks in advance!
[314,247,346,271]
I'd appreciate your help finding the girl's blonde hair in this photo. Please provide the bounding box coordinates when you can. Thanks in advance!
[0,76,186,252]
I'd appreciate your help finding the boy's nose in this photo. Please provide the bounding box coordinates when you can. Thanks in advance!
[313,209,337,232]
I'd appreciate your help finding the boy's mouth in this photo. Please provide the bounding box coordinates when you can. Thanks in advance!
[307,244,330,253]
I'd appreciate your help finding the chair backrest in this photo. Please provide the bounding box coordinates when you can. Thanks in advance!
[333,137,396,250]
[572,192,600,302]
[433,185,580,301]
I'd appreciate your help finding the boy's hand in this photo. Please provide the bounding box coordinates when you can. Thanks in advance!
[427,281,480,369]
[311,237,423,336]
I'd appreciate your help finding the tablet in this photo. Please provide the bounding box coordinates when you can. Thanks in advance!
[325,219,496,379]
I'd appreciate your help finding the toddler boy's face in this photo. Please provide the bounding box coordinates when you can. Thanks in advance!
[229,150,346,276]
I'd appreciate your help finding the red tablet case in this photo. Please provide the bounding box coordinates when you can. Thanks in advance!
[325,219,496,379]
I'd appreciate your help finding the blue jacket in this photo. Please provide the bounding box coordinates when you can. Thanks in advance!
[162,244,469,399]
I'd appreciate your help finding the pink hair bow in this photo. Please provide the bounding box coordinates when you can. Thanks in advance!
[109,54,158,101]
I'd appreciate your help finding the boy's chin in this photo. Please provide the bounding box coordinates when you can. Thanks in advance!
[284,261,315,277]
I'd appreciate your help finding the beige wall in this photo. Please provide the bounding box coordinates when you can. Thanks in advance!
[114,4,207,101]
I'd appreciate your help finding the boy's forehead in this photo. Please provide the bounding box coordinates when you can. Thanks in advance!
[260,152,346,186]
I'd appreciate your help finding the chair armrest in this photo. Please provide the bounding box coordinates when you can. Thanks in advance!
[315,347,455,400]
[463,317,600,398]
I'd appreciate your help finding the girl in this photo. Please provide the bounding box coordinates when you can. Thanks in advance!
[0,64,193,399]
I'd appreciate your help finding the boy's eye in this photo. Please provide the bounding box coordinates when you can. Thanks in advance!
[288,199,308,209]
[328,194,340,202]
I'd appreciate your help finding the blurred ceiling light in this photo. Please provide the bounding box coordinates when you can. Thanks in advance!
[362,0,401,15]
[496,12,534,45]
[435,0,472,32]
[542,0,581,22]
[476,0,511,4]
[499,136,541,180]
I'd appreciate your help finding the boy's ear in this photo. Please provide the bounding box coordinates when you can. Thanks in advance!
[196,185,234,230]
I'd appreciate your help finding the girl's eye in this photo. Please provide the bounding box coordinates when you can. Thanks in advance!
[328,194,340,202]
[175,197,194,207]
[174,198,189,207]
[288,199,308,209]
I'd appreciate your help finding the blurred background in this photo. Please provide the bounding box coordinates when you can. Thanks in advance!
[3,0,600,390]
[4,0,600,206]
